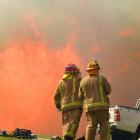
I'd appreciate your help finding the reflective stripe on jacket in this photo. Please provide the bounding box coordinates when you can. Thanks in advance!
[54,75,83,111]
[79,75,111,111]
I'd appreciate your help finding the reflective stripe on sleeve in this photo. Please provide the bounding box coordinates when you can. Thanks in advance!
[72,77,76,102]
[99,76,105,103]
[58,82,63,102]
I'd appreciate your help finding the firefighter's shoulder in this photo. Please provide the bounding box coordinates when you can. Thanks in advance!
[80,75,89,85]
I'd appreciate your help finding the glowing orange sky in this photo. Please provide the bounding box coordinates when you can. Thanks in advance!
[0,39,83,134]
[0,0,140,137]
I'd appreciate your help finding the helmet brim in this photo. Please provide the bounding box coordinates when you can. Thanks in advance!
[62,73,73,79]
[86,67,100,71]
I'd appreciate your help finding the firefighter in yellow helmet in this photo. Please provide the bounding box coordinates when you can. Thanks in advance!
[54,64,83,140]
[79,60,111,140]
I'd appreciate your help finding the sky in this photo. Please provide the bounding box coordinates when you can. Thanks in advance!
[0,0,140,136]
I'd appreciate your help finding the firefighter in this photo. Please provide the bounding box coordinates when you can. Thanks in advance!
[79,60,111,140]
[54,64,83,140]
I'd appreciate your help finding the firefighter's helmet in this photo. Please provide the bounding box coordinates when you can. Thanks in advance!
[86,60,100,71]
[63,64,80,79]
[64,63,79,73]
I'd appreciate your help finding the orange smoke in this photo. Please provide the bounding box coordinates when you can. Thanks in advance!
[120,27,134,37]
[0,39,82,135]
[1,1,140,137]
[91,44,101,54]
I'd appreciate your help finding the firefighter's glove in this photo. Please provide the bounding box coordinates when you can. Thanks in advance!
[56,104,61,111]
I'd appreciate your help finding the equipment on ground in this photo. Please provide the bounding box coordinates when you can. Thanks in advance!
[13,128,37,139]
[51,136,62,140]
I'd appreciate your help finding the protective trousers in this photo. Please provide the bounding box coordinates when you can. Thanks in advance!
[62,108,82,139]
[86,110,110,140]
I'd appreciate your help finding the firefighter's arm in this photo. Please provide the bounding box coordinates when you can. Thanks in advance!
[78,81,85,102]
[103,77,111,95]
[54,84,61,110]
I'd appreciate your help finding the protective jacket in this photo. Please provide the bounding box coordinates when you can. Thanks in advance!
[54,75,83,111]
[79,75,111,111]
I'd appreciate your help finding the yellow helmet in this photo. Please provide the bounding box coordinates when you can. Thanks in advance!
[86,60,100,71]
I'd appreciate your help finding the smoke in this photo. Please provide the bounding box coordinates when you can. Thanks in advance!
[0,11,83,134]
[0,0,140,136]
[0,38,82,135]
